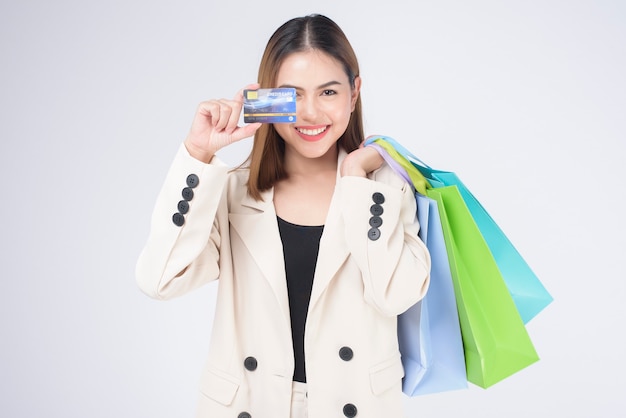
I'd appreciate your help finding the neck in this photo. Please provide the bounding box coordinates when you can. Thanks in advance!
[283,145,339,178]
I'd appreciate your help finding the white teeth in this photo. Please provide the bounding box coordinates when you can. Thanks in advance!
[296,127,327,136]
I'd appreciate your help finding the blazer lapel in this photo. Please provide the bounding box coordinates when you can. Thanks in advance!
[309,150,350,310]
[228,188,291,326]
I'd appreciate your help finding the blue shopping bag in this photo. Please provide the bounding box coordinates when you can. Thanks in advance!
[398,194,468,395]
[366,136,553,323]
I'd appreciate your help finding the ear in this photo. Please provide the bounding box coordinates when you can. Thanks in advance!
[351,76,362,111]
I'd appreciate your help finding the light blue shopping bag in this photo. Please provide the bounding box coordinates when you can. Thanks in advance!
[398,194,468,395]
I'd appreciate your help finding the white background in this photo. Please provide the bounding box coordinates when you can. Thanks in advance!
[1,0,624,417]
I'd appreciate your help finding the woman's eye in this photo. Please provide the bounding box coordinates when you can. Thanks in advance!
[322,89,337,96]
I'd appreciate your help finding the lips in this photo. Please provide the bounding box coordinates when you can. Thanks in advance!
[295,125,329,141]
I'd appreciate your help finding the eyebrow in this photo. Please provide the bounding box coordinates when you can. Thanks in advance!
[278,80,342,90]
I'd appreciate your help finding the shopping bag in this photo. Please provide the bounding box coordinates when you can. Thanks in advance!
[400,194,468,395]
[429,186,539,388]
[366,135,553,323]
[369,141,467,395]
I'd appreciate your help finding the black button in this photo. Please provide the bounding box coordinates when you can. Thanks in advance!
[177,200,190,214]
[372,192,385,204]
[370,204,383,216]
[339,346,353,361]
[368,228,380,241]
[343,403,357,417]
[182,187,194,201]
[172,212,185,227]
[244,356,257,371]
[238,413,251,418]
[186,174,200,188]
[369,216,382,228]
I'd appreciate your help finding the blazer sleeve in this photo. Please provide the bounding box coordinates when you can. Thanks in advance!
[338,166,431,317]
[135,144,229,300]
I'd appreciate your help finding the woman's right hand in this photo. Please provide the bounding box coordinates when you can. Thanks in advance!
[183,83,262,163]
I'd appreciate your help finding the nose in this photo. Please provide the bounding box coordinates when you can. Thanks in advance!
[298,95,319,122]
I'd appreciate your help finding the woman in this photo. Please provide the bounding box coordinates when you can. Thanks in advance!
[136,14,430,418]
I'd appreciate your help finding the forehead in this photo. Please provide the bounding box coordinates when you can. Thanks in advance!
[276,50,349,87]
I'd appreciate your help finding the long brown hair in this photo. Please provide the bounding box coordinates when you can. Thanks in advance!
[246,14,364,200]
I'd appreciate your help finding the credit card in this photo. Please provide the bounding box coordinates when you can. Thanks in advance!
[243,88,296,123]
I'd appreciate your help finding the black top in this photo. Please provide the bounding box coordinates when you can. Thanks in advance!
[277,216,324,383]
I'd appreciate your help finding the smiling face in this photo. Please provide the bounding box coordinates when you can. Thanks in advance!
[273,49,361,166]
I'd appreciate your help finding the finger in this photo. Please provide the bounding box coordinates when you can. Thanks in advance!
[229,84,261,133]
[197,100,219,119]
[235,83,261,103]
[365,147,384,171]
[217,99,244,134]
[192,100,220,133]
[232,122,262,142]
[214,100,233,132]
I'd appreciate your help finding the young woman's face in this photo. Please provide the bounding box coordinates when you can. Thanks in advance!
[273,49,360,163]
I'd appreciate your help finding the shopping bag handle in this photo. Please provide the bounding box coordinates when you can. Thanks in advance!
[365,136,432,195]
[365,135,448,189]
[365,135,432,169]
[367,142,416,193]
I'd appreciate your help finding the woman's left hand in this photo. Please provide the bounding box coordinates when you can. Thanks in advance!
[340,144,384,177]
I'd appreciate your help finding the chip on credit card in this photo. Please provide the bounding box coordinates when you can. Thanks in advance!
[243,88,296,123]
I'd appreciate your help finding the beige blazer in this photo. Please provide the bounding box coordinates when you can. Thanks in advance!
[136,144,430,418]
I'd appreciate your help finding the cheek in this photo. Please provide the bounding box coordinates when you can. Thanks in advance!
[323,99,353,120]
[335,101,354,123]
[273,124,290,139]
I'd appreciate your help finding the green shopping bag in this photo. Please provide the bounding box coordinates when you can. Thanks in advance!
[428,186,539,388]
